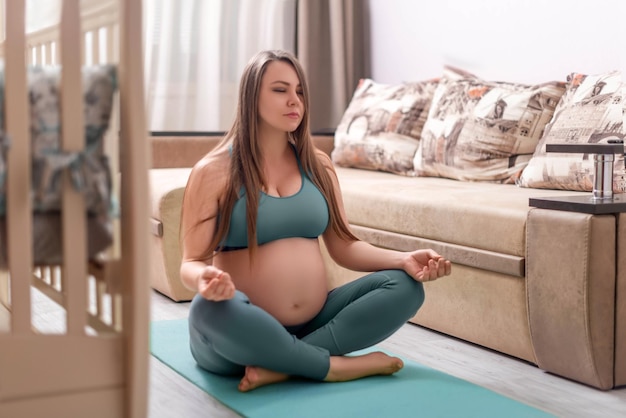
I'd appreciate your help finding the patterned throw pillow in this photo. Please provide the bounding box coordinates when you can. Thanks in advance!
[518,71,626,192]
[413,67,566,183]
[332,78,438,175]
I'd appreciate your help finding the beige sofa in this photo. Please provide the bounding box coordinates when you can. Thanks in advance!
[149,134,626,391]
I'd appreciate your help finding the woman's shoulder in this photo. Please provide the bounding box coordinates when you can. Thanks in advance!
[313,147,335,171]
[194,146,229,171]
[187,148,230,191]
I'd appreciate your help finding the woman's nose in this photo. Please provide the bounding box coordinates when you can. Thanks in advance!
[287,91,300,105]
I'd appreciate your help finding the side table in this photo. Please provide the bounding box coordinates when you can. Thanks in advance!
[529,141,626,213]
[529,193,626,214]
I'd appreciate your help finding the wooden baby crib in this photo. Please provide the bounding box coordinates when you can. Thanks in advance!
[0,0,150,417]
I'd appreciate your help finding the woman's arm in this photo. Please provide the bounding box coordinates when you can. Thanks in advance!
[179,153,236,299]
[319,154,451,282]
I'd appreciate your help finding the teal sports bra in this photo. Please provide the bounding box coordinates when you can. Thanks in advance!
[219,156,330,251]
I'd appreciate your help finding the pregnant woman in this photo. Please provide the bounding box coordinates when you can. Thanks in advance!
[180,49,452,392]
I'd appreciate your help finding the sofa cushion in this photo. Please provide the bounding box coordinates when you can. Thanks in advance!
[333,166,589,258]
[518,70,626,192]
[413,66,566,183]
[332,78,438,175]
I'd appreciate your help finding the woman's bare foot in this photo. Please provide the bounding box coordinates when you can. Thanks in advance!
[237,351,403,392]
[324,351,403,382]
[238,366,289,392]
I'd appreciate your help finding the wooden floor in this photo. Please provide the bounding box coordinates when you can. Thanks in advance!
[148,291,626,418]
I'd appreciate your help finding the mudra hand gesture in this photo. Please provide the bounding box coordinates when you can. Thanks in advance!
[403,250,452,282]
[197,266,236,301]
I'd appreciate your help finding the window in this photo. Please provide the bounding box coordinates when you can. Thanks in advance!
[144,0,297,132]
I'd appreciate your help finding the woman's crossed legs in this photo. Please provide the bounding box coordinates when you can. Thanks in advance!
[188,269,424,391]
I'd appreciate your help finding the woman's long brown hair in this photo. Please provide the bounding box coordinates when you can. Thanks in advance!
[183,50,357,262]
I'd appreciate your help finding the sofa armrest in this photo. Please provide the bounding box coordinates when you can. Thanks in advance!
[527,208,616,389]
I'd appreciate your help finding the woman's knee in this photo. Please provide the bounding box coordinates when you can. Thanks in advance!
[189,291,248,335]
[383,270,425,315]
[188,323,245,376]
[189,293,219,321]
[188,292,254,369]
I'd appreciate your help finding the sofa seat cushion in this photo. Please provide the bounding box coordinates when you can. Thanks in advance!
[334,167,589,258]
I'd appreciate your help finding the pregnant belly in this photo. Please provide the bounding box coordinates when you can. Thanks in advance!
[214,238,330,325]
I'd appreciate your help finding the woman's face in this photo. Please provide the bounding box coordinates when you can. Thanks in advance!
[257,60,304,134]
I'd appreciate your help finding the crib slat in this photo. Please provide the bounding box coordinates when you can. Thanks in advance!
[5,0,33,334]
[82,33,89,65]
[119,0,151,415]
[0,271,9,308]
[92,29,100,64]
[42,42,49,65]
[107,24,116,63]
[0,2,3,44]
[53,41,59,65]
[60,0,88,336]
[34,44,42,65]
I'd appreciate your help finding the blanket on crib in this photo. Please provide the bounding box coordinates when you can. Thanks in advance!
[0,64,117,265]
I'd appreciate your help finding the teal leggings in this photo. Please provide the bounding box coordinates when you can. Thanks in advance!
[188,269,424,380]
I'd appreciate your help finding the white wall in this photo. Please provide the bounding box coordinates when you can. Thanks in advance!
[367,0,626,85]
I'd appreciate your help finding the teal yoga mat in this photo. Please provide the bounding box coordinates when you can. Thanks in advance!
[151,319,554,418]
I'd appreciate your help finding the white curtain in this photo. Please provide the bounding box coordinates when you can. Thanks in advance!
[144,0,297,132]
[20,0,297,132]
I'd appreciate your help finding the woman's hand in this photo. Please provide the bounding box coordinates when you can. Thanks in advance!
[197,266,236,301]
[403,249,452,282]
